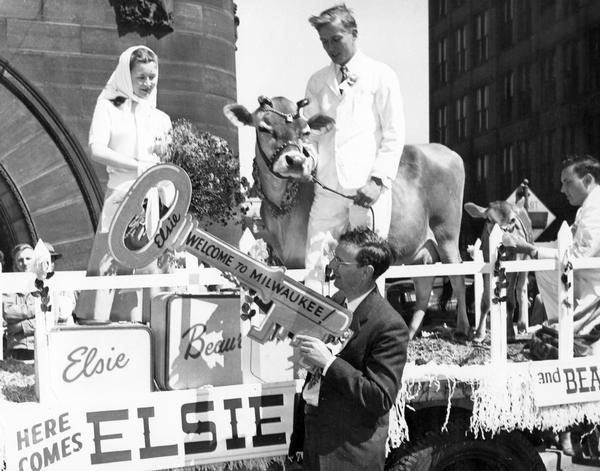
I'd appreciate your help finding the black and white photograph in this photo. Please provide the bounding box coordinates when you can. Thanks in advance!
[0,1,599,470]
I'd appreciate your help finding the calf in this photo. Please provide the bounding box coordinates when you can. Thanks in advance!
[465,200,533,342]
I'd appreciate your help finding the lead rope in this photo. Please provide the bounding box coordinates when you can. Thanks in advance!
[311,175,375,231]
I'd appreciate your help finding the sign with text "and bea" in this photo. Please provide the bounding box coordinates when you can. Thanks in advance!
[507,187,556,240]
[2,381,299,471]
[530,357,600,407]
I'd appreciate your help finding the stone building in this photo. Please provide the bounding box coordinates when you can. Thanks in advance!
[429,0,600,242]
[0,0,238,269]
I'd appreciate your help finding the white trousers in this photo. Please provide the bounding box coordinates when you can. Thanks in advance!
[305,183,392,282]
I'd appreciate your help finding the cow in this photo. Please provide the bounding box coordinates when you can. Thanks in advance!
[224,96,469,339]
[464,200,534,342]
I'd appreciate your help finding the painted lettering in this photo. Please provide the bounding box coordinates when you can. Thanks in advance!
[87,409,131,464]
[181,401,217,454]
[137,407,178,459]
[63,346,130,383]
[249,394,286,447]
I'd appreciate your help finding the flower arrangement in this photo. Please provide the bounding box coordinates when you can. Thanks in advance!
[164,119,248,226]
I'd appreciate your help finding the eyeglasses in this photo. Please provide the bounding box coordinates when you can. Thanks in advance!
[330,255,360,266]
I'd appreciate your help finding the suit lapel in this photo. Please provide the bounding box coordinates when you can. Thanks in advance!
[348,289,379,337]
[325,63,341,96]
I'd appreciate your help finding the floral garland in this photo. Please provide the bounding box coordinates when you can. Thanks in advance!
[491,245,508,305]
[252,160,300,218]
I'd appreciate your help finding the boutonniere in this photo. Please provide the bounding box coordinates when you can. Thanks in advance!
[339,73,359,93]
[346,72,358,87]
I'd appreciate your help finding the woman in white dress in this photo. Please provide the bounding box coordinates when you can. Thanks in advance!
[76,45,172,324]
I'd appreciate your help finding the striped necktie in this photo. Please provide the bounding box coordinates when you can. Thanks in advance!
[339,65,348,93]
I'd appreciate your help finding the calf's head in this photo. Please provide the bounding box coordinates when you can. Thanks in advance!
[465,200,533,258]
[224,96,334,179]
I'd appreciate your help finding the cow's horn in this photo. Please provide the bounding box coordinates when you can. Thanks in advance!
[296,98,310,109]
[258,95,273,108]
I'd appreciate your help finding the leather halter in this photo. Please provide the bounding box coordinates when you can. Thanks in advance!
[255,132,302,180]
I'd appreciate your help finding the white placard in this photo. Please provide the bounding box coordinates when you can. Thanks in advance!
[530,357,600,407]
[46,325,153,399]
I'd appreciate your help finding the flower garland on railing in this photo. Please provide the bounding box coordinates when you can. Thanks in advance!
[491,244,508,305]
[561,259,573,309]
[31,241,53,315]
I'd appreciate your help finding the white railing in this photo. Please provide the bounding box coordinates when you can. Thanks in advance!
[1,221,599,366]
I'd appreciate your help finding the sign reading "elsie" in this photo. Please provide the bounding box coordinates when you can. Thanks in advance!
[46,325,153,399]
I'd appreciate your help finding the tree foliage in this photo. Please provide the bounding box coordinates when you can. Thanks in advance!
[165,119,247,226]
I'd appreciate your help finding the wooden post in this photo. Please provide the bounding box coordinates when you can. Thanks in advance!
[488,225,507,364]
[557,222,574,360]
[472,238,483,328]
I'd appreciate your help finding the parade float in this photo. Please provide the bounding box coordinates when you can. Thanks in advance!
[1,163,600,471]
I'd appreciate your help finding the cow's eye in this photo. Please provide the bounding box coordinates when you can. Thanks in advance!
[258,123,274,135]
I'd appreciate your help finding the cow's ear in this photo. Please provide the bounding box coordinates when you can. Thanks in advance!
[223,104,254,127]
[308,115,335,135]
[464,202,487,219]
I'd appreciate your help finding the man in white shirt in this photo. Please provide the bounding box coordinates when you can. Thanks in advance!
[503,155,600,325]
[303,4,405,282]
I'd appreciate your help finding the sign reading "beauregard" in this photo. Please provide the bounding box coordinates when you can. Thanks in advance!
[2,381,299,471]
[530,357,600,407]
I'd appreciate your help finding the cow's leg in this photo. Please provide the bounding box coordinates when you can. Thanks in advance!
[409,276,435,339]
[473,274,490,343]
[435,238,470,337]
[505,273,518,340]
[515,272,528,334]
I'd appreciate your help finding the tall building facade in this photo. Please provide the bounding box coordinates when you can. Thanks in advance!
[429,0,600,242]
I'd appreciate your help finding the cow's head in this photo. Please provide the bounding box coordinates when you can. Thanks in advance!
[465,200,533,258]
[224,96,334,179]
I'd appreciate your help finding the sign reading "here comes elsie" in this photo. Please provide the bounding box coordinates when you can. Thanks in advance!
[2,381,299,471]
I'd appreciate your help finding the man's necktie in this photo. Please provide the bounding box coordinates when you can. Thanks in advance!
[339,65,348,94]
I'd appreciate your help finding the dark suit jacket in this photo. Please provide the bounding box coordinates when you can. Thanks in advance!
[290,289,409,471]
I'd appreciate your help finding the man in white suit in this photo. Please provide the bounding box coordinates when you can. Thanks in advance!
[303,4,405,280]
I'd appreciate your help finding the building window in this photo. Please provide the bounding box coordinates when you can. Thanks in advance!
[541,130,555,183]
[476,154,490,182]
[502,144,515,188]
[588,27,600,92]
[436,105,448,144]
[437,37,448,85]
[563,39,579,99]
[475,85,488,132]
[475,11,489,64]
[516,0,531,40]
[518,63,531,116]
[500,0,514,48]
[456,96,468,140]
[541,50,556,105]
[517,139,529,178]
[502,71,514,122]
[563,0,582,16]
[435,0,447,19]
[456,25,468,74]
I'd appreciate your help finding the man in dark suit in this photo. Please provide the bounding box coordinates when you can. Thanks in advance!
[291,227,409,471]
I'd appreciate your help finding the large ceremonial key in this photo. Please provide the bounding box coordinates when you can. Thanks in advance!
[108,164,352,344]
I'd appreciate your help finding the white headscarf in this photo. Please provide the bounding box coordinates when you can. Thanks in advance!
[98,45,158,109]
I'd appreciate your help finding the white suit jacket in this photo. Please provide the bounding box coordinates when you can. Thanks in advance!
[571,185,600,301]
[304,51,405,190]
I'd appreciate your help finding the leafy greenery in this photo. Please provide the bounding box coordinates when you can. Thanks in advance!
[165,119,248,226]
